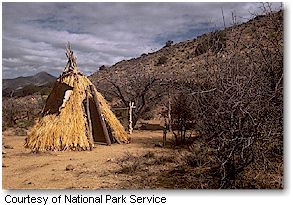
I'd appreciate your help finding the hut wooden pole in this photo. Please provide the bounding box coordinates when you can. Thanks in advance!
[85,89,94,150]
[163,128,167,146]
[89,85,111,145]
[129,102,136,134]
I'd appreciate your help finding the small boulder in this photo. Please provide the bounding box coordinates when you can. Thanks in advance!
[2,151,7,154]
[4,145,14,149]
[106,158,113,162]
[154,143,163,148]
[65,164,75,171]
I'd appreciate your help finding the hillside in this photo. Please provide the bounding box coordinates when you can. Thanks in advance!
[90,11,282,84]
[2,71,56,97]
[89,10,283,126]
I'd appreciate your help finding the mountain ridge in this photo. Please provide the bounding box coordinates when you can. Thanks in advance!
[3,71,56,97]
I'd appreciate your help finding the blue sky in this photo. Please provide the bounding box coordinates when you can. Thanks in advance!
[2,2,282,78]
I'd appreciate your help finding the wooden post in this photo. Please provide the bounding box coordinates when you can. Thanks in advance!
[129,102,136,134]
[163,128,167,147]
[90,85,111,146]
[85,89,94,150]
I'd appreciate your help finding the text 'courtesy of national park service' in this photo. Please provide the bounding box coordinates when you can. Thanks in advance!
[4,194,167,205]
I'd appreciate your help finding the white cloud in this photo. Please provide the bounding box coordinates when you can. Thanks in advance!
[2,2,282,78]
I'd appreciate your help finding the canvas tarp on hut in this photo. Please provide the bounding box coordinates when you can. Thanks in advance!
[25,44,129,151]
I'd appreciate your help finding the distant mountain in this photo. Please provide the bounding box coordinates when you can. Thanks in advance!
[2,72,56,97]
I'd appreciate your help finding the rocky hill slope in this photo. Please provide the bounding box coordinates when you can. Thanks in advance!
[89,10,283,124]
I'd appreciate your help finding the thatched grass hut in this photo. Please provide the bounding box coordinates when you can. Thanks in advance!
[25,44,129,151]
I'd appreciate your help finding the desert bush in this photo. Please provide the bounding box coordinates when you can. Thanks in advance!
[156,56,168,66]
[194,29,227,57]
[116,151,177,175]
[39,86,52,96]
[116,152,141,174]
[99,65,107,71]
[20,84,40,96]
[14,128,28,136]
[164,40,174,47]
[143,151,155,159]
[2,95,46,129]
[171,92,196,145]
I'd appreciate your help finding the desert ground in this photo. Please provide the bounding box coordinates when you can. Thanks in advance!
[2,129,183,189]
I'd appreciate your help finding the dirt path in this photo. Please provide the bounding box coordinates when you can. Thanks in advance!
[2,130,176,189]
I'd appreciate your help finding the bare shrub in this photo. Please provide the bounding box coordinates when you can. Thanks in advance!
[194,29,227,57]
[170,92,196,145]
[169,9,283,188]
[2,95,45,129]
[102,73,165,128]
[116,152,141,174]
[116,151,177,176]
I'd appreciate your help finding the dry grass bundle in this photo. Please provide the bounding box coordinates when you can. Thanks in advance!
[25,71,129,151]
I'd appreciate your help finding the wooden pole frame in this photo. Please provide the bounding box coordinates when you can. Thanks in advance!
[129,101,136,134]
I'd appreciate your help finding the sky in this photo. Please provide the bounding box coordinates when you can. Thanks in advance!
[2,2,282,79]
